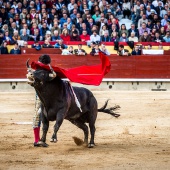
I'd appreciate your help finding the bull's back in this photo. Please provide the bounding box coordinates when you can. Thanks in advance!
[65,86,97,121]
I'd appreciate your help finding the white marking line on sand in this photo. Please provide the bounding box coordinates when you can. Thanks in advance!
[14,122,32,125]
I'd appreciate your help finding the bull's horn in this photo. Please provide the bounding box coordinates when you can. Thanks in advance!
[26,59,30,68]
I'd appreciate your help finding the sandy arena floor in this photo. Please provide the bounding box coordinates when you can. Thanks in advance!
[0,91,170,170]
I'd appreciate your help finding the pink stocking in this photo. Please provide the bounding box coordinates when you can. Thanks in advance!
[33,127,40,143]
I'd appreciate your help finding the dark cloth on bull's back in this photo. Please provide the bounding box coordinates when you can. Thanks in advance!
[31,52,111,86]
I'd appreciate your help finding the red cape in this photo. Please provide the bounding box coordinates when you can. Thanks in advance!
[31,52,111,86]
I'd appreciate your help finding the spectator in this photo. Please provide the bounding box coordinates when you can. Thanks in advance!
[146,6,152,17]
[60,29,71,41]
[13,13,21,26]
[32,40,42,50]
[20,29,30,41]
[61,44,71,55]
[101,44,110,55]
[80,30,90,42]
[12,30,21,42]
[138,14,148,29]
[122,0,131,19]
[60,13,68,28]
[10,42,21,54]
[139,22,150,36]
[20,23,30,35]
[131,45,141,55]
[152,0,163,8]
[148,10,156,21]
[0,7,8,24]
[128,32,139,42]
[45,31,52,41]
[9,22,19,36]
[161,14,169,26]
[30,29,41,41]
[128,24,139,38]
[109,24,119,36]
[68,46,74,54]
[1,24,9,34]
[72,13,81,26]
[54,39,68,49]
[20,8,28,20]
[164,20,170,31]
[23,41,29,48]
[146,20,153,29]
[42,39,54,48]
[74,44,87,55]
[147,44,152,49]
[79,22,91,35]
[155,1,164,17]
[0,41,9,54]
[119,32,128,42]
[139,31,152,42]
[70,30,81,41]
[40,23,49,41]
[159,26,166,38]
[51,22,60,36]
[89,30,101,45]
[152,32,165,42]
[26,14,31,28]
[52,30,62,42]
[90,43,101,56]
[70,9,78,21]
[160,4,168,18]
[61,23,70,34]
[110,32,119,42]
[68,0,76,13]
[154,20,161,30]
[66,17,73,31]
[119,24,128,37]
[112,2,121,16]
[117,44,131,56]
[70,24,80,35]
[163,31,170,42]
[92,10,100,22]
[8,7,15,19]
[3,31,13,45]
[99,25,108,36]
[101,30,110,42]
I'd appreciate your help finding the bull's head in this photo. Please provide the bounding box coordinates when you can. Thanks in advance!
[26,59,51,87]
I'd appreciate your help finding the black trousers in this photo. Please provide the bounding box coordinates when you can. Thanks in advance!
[123,9,131,18]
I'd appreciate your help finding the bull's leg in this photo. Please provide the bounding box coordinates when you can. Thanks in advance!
[88,98,98,148]
[69,119,89,146]
[50,113,64,143]
[88,122,96,148]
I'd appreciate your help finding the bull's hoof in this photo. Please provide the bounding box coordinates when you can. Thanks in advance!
[34,141,49,147]
[50,138,57,143]
[88,143,95,148]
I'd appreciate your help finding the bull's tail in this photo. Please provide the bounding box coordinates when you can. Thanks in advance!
[98,99,120,118]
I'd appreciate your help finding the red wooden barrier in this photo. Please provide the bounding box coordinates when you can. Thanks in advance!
[0,54,170,79]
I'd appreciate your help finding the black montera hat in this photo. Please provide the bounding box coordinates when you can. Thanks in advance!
[39,54,51,64]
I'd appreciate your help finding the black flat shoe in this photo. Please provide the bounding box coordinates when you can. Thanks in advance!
[34,141,49,147]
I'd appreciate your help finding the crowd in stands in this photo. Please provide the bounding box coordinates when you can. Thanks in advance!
[0,0,170,55]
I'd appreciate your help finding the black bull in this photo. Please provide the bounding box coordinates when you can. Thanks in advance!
[26,63,120,148]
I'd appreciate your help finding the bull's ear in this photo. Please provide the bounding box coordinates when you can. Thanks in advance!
[33,70,50,82]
